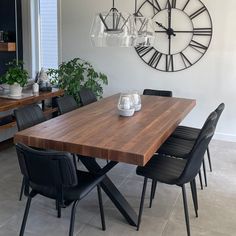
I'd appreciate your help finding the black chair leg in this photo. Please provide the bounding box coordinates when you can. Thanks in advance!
[193,179,198,211]
[19,196,32,236]
[137,177,148,231]
[207,147,212,172]
[19,177,25,201]
[69,200,79,236]
[190,179,198,218]
[149,180,157,208]
[182,184,191,236]
[97,185,106,231]
[56,200,61,218]
[198,169,203,190]
[202,159,207,187]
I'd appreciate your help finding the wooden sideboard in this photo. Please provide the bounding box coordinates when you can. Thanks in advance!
[0,88,64,132]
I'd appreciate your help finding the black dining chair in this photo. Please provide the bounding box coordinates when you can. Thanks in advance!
[171,103,225,173]
[136,124,215,236]
[147,111,218,211]
[14,104,46,201]
[56,95,78,115]
[143,89,173,97]
[56,95,80,167]
[78,88,97,106]
[14,104,46,132]
[157,110,219,189]
[15,143,106,236]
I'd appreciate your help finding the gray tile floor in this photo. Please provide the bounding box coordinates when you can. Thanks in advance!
[0,140,236,236]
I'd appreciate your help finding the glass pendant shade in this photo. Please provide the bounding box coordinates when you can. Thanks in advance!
[91,10,138,47]
[134,16,156,47]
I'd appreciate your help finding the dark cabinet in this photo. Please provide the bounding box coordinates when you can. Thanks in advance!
[0,0,23,76]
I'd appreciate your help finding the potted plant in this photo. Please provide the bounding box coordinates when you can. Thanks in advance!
[0,60,28,96]
[47,58,108,104]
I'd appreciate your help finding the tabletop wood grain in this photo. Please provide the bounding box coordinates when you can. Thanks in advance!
[14,94,196,166]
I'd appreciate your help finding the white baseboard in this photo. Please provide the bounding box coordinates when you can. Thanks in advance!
[213,132,236,142]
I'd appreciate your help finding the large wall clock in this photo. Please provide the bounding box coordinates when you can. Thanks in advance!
[135,0,213,72]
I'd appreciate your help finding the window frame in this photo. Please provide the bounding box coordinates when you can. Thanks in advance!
[22,0,61,78]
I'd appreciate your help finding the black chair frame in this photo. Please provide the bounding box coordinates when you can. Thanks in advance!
[16,143,106,236]
[136,116,216,235]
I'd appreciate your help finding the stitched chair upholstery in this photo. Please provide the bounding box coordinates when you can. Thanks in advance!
[14,104,46,201]
[78,88,97,106]
[136,117,215,236]
[56,95,78,115]
[143,89,173,97]
[171,103,225,174]
[16,143,106,236]
[14,104,46,131]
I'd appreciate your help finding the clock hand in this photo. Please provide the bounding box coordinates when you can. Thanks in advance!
[156,21,168,31]
[155,22,176,37]
[167,1,172,54]
[167,1,171,39]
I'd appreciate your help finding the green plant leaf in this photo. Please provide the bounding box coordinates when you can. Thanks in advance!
[46,57,108,104]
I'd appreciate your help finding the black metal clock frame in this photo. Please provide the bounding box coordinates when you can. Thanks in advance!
[135,0,213,72]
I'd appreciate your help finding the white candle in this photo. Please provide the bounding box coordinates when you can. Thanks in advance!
[133,94,139,105]
[122,97,131,110]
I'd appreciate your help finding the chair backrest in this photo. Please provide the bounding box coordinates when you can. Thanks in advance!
[177,112,217,185]
[15,143,78,188]
[214,103,225,125]
[79,88,97,106]
[14,104,46,131]
[199,103,225,135]
[56,95,78,115]
[143,89,173,97]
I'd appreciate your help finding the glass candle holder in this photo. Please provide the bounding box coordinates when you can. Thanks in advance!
[117,93,135,117]
[132,91,142,111]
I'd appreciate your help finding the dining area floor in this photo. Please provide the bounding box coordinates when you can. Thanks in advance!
[0,139,236,236]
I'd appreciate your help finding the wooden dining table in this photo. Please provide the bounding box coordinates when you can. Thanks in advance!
[14,94,196,226]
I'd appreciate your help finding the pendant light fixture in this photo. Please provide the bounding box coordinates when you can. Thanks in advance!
[133,0,155,47]
[91,0,137,47]
[90,0,155,47]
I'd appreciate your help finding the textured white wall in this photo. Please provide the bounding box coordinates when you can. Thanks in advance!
[61,0,236,141]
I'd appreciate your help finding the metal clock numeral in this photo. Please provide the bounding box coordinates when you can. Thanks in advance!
[150,52,163,68]
[166,55,174,72]
[146,0,162,13]
[180,52,192,68]
[165,0,177,9]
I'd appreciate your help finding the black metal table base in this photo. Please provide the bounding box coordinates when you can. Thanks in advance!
[79,156,138,227]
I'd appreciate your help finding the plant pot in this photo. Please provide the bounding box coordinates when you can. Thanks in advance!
[9,83,23,97]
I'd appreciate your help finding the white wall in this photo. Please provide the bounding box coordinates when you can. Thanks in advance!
[61,0,236,142]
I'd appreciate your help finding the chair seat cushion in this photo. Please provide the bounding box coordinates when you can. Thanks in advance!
[136,154,187,185]
[172,126,200,140]
[158,137,194,159]
[30,170,104,201]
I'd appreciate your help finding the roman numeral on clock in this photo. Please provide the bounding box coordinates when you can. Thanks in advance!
[146,0,162,13]
[180,52,192,68]
[182,0,190,11]
[148,51,163,68]
[166,55,174,72]
[189,40,208,54]
[165,0,177,9]
[136,46,154,58]
[193,28,212,36]
[190,6,206,19]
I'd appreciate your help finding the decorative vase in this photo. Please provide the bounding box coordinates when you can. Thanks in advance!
[9,83,22,97]
[32,83,39,94]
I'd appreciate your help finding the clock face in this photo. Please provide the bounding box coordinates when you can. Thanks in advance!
[135,0,213,72]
